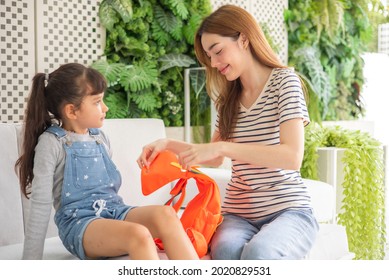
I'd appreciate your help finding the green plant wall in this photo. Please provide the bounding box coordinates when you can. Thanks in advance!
[285,0,372,121]
[95,0,212,127]
[302,123,386,259]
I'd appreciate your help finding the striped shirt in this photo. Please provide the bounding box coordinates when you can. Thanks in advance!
[218,68,311,220]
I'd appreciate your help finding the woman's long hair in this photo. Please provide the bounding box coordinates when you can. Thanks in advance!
[194,5,286,140]
[15,63,107,198]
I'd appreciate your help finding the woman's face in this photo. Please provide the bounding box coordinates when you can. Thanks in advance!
[201,32,248,81]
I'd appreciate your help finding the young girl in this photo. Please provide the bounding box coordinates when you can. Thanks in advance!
[16,63,198,260]
[138,5,319,260]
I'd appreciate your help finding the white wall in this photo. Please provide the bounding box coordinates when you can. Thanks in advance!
[361,53,389,148]
[361,52,389,253]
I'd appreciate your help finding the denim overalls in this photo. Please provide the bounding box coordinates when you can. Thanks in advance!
[46,125,133,259]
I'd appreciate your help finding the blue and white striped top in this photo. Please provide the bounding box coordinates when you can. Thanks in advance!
[218,68,311,220]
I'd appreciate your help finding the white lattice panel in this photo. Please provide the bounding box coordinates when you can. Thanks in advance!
[0,0,105,123]
[0,0,35,122]
[378,23,389,55]
[36,0,105,73]
[212,0,250,10]
[211,0,288,64]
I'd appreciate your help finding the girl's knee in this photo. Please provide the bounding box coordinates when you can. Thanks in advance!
[150,206,181,235]
[154,205,180,225]
[126,223,154,251]
[159,205,178,218]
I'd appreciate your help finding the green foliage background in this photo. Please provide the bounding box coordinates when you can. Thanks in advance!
[95,0,212,127]
[285,0,372,121]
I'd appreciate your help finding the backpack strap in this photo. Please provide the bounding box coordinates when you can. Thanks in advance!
[165,178,187,212]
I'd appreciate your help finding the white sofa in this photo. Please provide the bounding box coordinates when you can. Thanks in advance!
[0,118,354,260]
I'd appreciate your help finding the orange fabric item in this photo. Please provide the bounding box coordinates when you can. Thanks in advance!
[141,150,223,258]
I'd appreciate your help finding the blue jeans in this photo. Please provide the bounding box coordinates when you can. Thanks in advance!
[210,209,319,260]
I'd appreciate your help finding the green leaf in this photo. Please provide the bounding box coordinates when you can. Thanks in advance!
[104,91,128,118]
[293,46,331,118]
[183,13,203,44]
[170,19,184,41]
[98,1,119,31]
[120,64,159,92]
[109,0,133,23]
[131,90,159,112]
[154,5,177,33]
[168,0,189,19]
[91,59,127,87]
[158,54,195,72]
[189,68,206,98]
[151,21,170,46]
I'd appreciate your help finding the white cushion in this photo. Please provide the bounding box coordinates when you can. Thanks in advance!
[0,123,25,246]
[303,178,335,223]
[306,224,354,260]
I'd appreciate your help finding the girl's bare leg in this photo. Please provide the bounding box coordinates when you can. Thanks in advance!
[83,218,159,260]
[125,205,199,260]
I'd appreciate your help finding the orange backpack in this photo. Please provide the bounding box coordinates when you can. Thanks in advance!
[141,150,223,258]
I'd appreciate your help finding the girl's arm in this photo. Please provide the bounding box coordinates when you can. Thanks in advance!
[22,134,58,259]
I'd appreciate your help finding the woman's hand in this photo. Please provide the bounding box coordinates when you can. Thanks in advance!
[137,139,168,169]
[177,142,222,170]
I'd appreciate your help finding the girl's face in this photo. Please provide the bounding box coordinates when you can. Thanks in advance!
[74,92,108,131]
[201,32,248,81]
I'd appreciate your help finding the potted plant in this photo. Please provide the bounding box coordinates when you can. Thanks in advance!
[301,122,386,259]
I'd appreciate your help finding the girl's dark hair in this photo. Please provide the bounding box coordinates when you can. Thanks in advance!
[15,63,107,198]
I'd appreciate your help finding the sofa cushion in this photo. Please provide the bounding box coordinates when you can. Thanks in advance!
[0,123,25,246]
[306,224,354,260]
[303,178,335,223]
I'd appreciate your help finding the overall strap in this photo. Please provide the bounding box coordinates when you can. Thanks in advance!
[45,125,100,138]
[88,128,100,136]
[45,124,67,139]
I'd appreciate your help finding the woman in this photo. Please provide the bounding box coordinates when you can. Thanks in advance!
[138,5,318,260]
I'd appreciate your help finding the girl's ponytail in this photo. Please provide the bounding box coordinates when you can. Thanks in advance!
[16,73,52,197]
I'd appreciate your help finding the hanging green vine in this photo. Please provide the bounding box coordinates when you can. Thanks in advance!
[301,123,386,259]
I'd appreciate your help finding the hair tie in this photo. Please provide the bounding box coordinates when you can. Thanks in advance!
[44,73,49,87]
